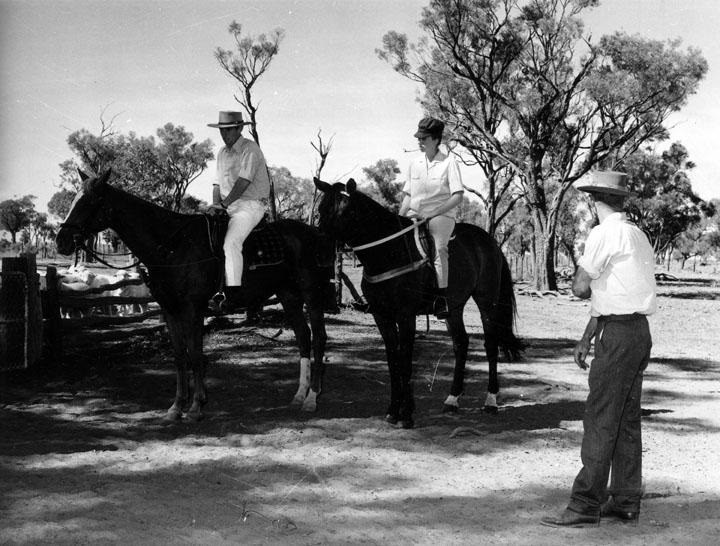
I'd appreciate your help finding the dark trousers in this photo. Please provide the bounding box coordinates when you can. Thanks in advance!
[568,314,652,514]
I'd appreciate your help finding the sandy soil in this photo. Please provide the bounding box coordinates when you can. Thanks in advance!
[1,273,719,545]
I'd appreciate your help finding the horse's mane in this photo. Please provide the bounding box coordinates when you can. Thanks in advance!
[349,189,412,230]
[104,183,197,222]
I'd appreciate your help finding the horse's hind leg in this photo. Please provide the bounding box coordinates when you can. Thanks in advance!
[443,310,469,413]
[306,292,327,411]
[479,310,500,414]
[280,292,316,410]
[164,314,189,421]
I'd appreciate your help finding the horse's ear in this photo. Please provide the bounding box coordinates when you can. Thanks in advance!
[98,169,112,185]
[313,177,332,193]
[346,178,357,193]
[78,169,89,181]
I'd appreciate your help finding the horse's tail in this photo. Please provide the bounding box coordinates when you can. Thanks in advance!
[493,246,524,361]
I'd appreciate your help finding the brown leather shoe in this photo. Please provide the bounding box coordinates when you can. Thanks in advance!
[540,508,600,528]
[600,501,639,523]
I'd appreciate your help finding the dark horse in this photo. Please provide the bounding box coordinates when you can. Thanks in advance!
[56,170,329,420]
[314,177,521,428]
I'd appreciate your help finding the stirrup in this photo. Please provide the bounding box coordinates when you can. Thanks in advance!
[433,296,449,319]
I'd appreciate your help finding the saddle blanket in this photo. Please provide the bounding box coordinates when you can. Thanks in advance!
[243,222,286,270]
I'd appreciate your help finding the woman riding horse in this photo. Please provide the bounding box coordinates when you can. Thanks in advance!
[314,176,522,429]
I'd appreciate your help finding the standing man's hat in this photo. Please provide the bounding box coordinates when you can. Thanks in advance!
[575,170,631,196]
[413,117,445,138]
[208,111,250,128]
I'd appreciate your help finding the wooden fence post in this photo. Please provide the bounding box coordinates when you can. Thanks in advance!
[42,266,63,362]
[1,254,43,368]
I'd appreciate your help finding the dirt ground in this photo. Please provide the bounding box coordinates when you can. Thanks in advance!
[1,271,719,545]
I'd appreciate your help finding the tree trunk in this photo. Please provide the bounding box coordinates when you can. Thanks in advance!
[530,211,558,291]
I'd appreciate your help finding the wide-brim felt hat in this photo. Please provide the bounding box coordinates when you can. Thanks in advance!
[208,111,250,128]
[575,170,631,196]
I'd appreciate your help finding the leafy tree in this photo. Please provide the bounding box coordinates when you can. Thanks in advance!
[0,195,37,243]
[49,120,213,215]
[378,0,708,290]
[455,195,486,226]
[47,188,76,221]
[363,159,403,212]
[271,166,315,220]
[156,123,214,211]
[624,143,705,258]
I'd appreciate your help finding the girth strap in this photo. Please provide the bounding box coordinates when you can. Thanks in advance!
[362,258,428,284]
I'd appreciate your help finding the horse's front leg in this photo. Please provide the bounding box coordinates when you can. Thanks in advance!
[164,314,189,421]
[373,312,401,424]
[306,295,327,412]
[396,313,417,429]
[443,311,469,413]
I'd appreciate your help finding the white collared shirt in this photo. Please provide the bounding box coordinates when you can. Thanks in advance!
[578,212,657,317]
[402,151,463,217]
[216,136,270,202]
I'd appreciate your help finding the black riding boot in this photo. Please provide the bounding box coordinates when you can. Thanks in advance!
[208,286,245,315]
[434,287,450,319]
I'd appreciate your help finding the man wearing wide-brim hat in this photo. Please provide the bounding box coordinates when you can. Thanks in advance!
[207,111,270,312]
[542,170,657,528]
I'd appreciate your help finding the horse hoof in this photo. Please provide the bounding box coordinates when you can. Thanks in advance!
[398,419,414,429]
[385,413,399,425]
[163,409,182,422]
[442,404,459,414]
[301,401,317,412]
[290,396,304,407]
[186,410,204,422]
[482,405,499,415]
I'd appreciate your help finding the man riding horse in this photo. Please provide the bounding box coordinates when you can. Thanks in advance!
[207,110,270,312]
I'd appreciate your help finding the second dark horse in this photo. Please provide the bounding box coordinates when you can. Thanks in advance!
[56,170,330,420]
[314,177,522,428]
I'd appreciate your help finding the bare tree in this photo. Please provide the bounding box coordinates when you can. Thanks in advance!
[215,21,285,220]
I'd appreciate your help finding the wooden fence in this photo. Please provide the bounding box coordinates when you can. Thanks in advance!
[0,255,159,371]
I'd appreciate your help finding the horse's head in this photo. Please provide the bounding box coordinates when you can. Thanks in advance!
[56,169,113,255]
[313,177,360,240]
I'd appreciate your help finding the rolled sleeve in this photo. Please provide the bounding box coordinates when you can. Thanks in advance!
[447,159,463,194]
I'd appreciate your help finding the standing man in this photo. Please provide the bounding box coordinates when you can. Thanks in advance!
[541,171,657,527]
[399,117,464,318]
[207,111,270,311]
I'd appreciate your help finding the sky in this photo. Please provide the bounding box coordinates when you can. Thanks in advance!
[1,0,719,217]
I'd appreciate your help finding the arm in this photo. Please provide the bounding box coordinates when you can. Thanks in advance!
[210,176,252,210]
[398,193,411,217]
[421,191,464,219]
[572,265,593,299]
[574,316,598,370]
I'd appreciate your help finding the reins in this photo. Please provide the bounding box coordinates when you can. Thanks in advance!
[70,215,221,271]
[350,218,427,252]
